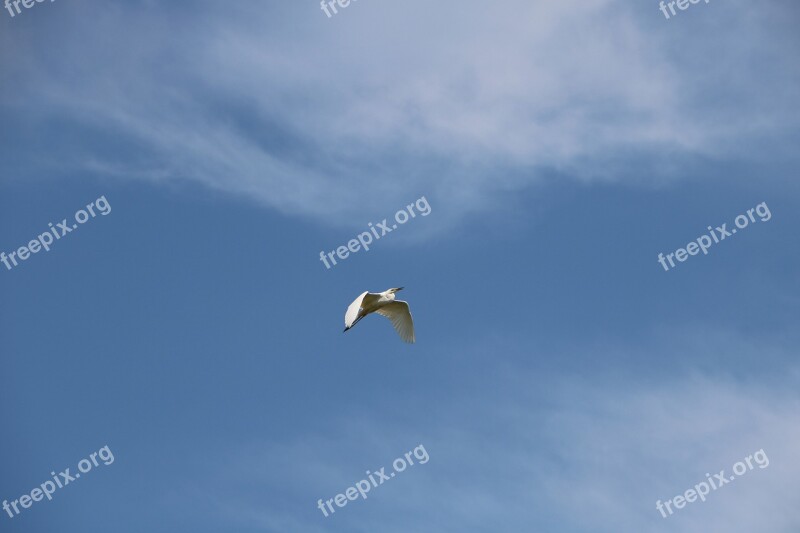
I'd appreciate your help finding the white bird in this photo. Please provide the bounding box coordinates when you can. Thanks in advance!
[343,287,415,343]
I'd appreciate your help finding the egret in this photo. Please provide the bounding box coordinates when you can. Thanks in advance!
[343,287,415,343]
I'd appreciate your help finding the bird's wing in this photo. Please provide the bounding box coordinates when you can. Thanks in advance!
[375,300,415,343]
[345,291,369,328]
[345,292,383,328]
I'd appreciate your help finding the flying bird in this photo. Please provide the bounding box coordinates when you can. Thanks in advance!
[343,287,415,343]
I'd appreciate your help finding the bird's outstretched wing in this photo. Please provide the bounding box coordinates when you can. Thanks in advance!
[345,291,368,329]
[344,292,383,329]
[375,300,415,343]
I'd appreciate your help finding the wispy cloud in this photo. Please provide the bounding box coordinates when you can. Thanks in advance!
[172,331,800,532]
[2,0,798,227]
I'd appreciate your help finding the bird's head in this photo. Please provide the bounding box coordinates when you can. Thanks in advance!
[390,287,404,293]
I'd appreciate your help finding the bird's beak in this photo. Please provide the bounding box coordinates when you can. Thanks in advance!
[396,287,404,291]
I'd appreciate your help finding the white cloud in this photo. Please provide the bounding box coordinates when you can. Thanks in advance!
[173,332,800,532]
[4,0,798,227]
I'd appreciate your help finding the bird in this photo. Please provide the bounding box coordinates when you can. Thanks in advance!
[343,287,415,343]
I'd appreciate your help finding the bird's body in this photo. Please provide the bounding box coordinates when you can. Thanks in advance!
[343,288,415,343]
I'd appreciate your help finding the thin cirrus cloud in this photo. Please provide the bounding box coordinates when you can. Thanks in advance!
[1,0,798,227]
[170,330,800,533]
[177,372,800,533]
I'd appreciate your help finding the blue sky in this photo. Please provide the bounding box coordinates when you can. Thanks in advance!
[1,1,799,532]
